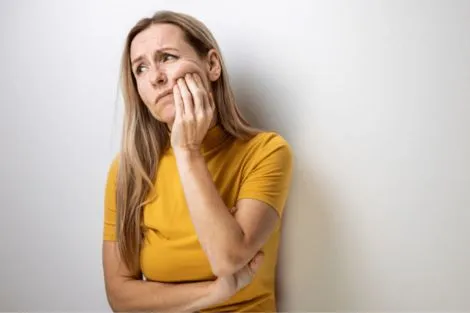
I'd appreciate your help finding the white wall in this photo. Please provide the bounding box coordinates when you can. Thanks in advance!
[1,0,469,311]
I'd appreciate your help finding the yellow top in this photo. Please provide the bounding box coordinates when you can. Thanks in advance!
[103,125,293,312]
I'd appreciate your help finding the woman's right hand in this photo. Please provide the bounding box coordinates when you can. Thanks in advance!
[210,251,265,303]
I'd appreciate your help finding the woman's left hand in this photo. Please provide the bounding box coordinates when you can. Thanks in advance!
[170,73,215,153]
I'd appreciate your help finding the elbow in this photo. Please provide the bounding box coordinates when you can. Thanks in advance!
[107,294,137,313]
[105,284,132,313]
[211,260,238,277]
[105,289,124,313]
[211,248,248,277]
[105,294,120,313]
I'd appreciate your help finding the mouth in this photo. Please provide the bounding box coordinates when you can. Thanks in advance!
[155,90,173,104]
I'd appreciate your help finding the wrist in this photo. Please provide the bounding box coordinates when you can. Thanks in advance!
[174,147,203,161]
[204,280,225,307]
[209,277,234,305]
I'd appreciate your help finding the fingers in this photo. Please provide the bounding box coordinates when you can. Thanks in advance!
[245,251,264,277]
[192,72,205,89]
[172,84,184,119]
[192,73,210,111]
[170,73,215,151]
[183,73,202,114]
[234,252,264,290]
[249,251,264,272]
[185,73,210,113]
[177,77,194,118]
[208,91,215,112]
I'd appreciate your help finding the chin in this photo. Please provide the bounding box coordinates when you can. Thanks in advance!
[154,105,175,125]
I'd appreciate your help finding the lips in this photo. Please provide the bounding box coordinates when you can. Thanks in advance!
[155,90,172,104]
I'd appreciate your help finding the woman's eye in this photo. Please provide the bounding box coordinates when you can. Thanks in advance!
[162,53,178,62]
[135,64,148,75]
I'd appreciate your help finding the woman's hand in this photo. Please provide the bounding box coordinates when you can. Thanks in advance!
[210,251,265,304]
[171,73,215,153]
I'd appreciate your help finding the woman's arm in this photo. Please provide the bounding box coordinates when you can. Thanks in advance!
[174,150,279,277]
[171,74,291,277]
[102,241,218,313]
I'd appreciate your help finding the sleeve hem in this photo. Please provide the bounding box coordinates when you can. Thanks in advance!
[103,234,117,241]
[237,193,285,217]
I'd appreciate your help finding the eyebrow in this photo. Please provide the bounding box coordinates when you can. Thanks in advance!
[131,47,179,66]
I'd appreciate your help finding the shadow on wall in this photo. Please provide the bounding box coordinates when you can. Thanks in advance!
[228,64,292,135]
[231,68,345,311]
[276,167,343,311]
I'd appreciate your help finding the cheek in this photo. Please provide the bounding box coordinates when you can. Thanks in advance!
[136,80,152,103]
[168,61,208,85]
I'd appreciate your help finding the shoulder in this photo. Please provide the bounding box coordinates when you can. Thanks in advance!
[238,131,293,159]
[109,153,120,171]
[235,131,294,215]
[231,130,293,171]
[105,153,121,184]
[250,131,291,149]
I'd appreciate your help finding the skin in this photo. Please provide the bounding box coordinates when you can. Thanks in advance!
[103,23,280,311]
[131,21,279,296]
[129,23,219,129]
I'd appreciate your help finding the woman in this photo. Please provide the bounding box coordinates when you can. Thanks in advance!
[102,10,293,312]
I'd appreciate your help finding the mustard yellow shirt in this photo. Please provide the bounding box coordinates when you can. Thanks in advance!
[103,125,293,312]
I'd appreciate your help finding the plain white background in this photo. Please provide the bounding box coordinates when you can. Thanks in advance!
[1,0,469,311]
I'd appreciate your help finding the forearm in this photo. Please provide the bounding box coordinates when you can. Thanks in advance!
[108,278,216,313]
[174,149,247,275]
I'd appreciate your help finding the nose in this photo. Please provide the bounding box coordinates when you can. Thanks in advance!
[150,66,167,87]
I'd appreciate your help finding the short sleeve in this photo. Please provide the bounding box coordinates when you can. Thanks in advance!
[103,156,119,241]
[237,133,294,217]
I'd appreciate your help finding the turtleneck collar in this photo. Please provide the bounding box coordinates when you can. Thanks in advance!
[201,124,230,153]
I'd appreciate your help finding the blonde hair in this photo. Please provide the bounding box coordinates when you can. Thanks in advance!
[116,10,259,275]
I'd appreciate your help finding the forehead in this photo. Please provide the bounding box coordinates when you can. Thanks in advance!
[130,23,191,58]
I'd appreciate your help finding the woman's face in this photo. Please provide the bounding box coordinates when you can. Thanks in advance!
[129,23,214,125]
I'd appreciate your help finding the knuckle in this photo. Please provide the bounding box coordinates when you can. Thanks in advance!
[174,121,183,128]
[183,115,194,122]
[195,90,205,98]
[182,95,192,102]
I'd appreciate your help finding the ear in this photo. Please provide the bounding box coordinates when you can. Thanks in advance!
[206,48,222,82]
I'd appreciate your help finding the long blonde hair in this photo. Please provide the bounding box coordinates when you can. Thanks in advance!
[116,10,259,275]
